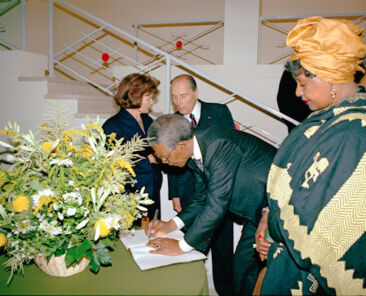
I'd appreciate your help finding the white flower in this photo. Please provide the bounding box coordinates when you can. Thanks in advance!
[31,189,55,208]
[62,192,82,206]
[39,220,62,237]
[50,158,73,167]
[13,220,36,235]
[76,219,89,230]
[53,203,58,211]
[111,184,120,194]
[57,212,64,220]
[66,207,76,216]
[67,180,75,186]
[83,209,89,217]
[104,216,122,230]
[63,226,72,235]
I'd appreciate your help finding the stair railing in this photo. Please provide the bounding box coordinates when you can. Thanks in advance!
[50,0,299,147]
[259,12,366,64]
[0,0,26,50]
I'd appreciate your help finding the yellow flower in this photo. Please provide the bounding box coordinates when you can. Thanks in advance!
[0,233,7,247]
[70,129,89,138]
[125,213,134,226]
[94,220,111,238]
[12,195,30,212]
[42,142,53,153]
[87,124,104,132]
[117,160,135,177]
[33,195,51,215]
[65,144,77,152]
[42,141,60,153]
[79,144,94,158]
[0,171,6,187]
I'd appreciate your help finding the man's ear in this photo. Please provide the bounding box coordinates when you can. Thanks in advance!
[176,139,193,152]
[176,141,187,150]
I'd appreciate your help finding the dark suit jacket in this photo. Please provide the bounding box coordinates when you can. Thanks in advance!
[178,127,277,252]
[102,108,162,199]
[167,100,235,209]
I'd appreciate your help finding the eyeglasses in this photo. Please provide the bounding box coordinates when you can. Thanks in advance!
[155,149,173,163]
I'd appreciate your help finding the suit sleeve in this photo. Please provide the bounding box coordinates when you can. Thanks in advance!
[167,104,234,200]
[167,166,186,199]
[178,140,242,252]
[220,105,235,129]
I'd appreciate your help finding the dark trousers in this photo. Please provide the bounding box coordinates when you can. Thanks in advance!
[233,220,265,296]
[211,212,235,296]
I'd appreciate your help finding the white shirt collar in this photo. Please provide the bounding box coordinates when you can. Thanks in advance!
[192,136,202,160]
[183,100,201,123]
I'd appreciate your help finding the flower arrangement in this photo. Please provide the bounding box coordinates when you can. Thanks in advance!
[0,106,153,283]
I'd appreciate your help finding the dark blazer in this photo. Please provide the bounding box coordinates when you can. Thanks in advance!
[167,100,235,209]
[178,127,277,252]
[102,108,162,203]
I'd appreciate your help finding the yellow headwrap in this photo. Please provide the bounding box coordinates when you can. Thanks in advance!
[286,16,366,84]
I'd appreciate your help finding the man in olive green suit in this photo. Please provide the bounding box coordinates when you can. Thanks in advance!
[146,114,277,296]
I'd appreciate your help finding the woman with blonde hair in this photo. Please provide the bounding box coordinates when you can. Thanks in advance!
[259,16,366,295]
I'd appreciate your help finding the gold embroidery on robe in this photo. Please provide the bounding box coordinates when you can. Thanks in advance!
[291,281,303,296]
[307,273,319,293]
[333,105,366,116]
[273,243,284,259]
[304,125,321,139]
[330,112,366,128]
[302,152,329,189]
[269,153,366,295]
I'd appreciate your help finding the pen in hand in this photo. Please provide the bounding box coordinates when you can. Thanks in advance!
[148,209,159,240]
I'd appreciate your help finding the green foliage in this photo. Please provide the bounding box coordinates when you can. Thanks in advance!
[0,106,154,282]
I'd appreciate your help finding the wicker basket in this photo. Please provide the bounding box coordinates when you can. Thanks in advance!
[34,254,90,277]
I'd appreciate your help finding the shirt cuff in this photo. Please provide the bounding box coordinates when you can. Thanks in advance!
[173,216,185,230]
[179,239,194,252]
[172,217,193,252]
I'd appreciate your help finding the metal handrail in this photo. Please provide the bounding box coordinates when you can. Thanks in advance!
[50,0,300,146]
[133,19,224,65]
[0,0,19,16]
[0,0,25,50]
[260,12,366,64]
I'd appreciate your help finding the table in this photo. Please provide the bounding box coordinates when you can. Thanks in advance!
[0,241,209,295]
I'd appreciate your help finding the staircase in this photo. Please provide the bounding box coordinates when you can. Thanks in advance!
[21,76,118,119]
[0,50,118,135]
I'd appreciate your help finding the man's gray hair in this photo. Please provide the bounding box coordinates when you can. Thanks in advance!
[147,114,193,149]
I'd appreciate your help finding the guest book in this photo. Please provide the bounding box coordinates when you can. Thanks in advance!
[119,229,207,271]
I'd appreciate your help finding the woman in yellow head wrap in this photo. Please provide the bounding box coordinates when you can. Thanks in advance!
[260,16,366,295]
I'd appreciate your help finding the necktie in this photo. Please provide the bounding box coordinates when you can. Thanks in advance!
[189,113,198,128]
[193,158,203,172]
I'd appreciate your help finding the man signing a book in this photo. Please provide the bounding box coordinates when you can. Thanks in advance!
[145,114,276,296]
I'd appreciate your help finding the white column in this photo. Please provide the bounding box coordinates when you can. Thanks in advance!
[223,0,260,65]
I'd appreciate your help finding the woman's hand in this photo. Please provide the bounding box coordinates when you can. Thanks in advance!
[255,210,272,261]
[172,197,182,213]
[147,153,158,164]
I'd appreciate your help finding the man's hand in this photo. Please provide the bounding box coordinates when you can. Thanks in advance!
[144,219,177,237]
[172,197,182,213]
[146,238,185,256]
[255,210,272,261]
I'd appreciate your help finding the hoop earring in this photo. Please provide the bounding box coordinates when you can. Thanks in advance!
[330,86,336,100]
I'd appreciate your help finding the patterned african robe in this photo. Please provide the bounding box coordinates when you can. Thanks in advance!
[261,92,366,295]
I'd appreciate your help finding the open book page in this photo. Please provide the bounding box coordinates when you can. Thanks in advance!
[119,229,206,271]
